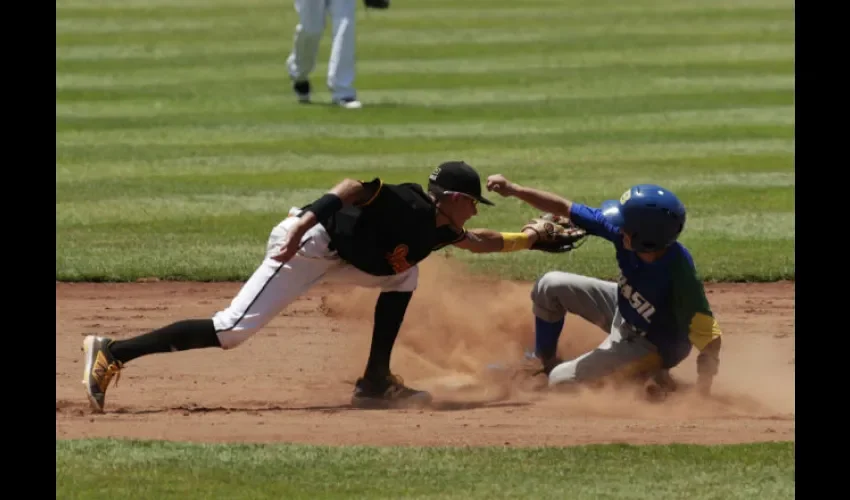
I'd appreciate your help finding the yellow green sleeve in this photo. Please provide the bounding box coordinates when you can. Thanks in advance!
[671,253,722,376]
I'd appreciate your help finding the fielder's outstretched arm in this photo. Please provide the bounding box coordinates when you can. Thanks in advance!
[452,228,539,253]
[485,174,573,217]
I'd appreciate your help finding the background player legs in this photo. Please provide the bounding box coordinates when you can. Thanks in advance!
[327,0,357,103]
[286,0,327,98]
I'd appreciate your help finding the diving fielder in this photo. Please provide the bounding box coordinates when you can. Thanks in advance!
[81,162,584,412]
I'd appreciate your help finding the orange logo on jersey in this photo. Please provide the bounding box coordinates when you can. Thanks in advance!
[386,244,412,273]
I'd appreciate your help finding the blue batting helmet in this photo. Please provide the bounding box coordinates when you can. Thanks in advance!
[601,184,686,252]
[599,199,624,227]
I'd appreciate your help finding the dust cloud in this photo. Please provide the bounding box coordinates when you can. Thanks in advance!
[321,257,795,419]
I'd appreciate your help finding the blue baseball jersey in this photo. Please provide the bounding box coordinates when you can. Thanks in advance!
[569,203,722,369]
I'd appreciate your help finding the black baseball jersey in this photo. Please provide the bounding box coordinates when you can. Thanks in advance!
[310,178,466,276]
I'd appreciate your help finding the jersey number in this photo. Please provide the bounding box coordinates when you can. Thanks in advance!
[386,244,412,273]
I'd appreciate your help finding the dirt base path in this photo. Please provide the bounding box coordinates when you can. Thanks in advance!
[56,260,795,447]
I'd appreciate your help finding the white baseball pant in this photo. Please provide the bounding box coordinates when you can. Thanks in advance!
[530,272,662,386]
[286,0,357,101]
[211,208,418,350]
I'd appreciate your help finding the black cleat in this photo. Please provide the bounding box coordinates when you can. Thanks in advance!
[351,374,432,409]
[293,80,311,103]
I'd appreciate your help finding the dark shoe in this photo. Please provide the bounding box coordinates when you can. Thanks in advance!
[351,374,432,409]
[81,335,123,413]
[293,80,311,103]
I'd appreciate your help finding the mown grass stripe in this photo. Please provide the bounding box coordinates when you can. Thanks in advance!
[56,91,794,136]
[652,75,794,89]
[57,20,794,52]
[685,212,794,240]
[56,132,794,168]
[55,82,794,123]
[56,79,794,119]
[56,2,792,24]
[56,146,793,183]
[56,25,794,62]
[57,190,326,225]
[55,43,793,84]
[56,106,794,145]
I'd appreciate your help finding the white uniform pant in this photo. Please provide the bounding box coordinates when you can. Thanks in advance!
[212,208,418,350]
[286,0,357,101]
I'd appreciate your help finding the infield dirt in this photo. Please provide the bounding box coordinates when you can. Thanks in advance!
[56,258,794,447]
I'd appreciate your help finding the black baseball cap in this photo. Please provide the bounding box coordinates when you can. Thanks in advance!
[427,160,495,206]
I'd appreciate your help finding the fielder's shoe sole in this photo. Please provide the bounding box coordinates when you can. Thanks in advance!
[81,335,123,413]
[351,375,432,409]
[333,97,362,109]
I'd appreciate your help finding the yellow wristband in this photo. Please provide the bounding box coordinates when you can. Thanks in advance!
[500,232,532,252]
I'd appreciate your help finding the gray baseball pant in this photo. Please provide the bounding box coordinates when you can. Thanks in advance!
[530,271,662,387]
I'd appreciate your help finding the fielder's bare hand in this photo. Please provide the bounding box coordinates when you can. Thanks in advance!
[271,232,305,264]
[271,217,315,264]
[486,174,518,197]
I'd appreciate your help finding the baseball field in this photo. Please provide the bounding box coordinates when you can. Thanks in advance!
[56,0,795,498]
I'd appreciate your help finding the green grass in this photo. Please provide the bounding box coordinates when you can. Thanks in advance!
[55,3,795,492]
[56,439,795,500]
[55,0,795,282]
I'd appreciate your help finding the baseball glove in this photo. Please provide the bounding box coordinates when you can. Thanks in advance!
[363,0,390,8]
[522,213,587,253]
